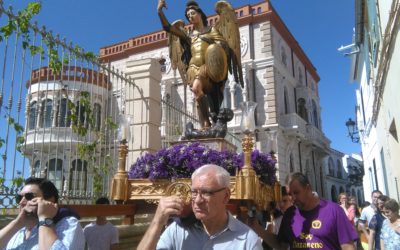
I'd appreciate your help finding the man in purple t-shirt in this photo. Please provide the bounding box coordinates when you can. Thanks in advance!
[262,172,358,250]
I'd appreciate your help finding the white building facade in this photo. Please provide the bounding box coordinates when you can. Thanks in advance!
[344,0,400,201]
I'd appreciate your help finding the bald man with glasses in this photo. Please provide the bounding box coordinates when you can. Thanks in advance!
[137,164,262,250]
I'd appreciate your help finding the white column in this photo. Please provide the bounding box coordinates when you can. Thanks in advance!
[124,58,162,169]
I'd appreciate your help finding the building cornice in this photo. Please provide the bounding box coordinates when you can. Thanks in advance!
[99,1,319,83]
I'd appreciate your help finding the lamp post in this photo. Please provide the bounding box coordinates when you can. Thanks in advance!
[236,101,258,200]
[345,118,360,143]
[111,114,131,203]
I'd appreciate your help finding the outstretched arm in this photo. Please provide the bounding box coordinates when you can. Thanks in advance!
[157,0,188,39]
[137,196,184,250]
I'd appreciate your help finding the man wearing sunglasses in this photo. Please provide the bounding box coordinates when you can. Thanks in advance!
[0,177,85,249]
[137,164,262,250]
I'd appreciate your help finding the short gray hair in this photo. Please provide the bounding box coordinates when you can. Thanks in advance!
[191,164,230,188]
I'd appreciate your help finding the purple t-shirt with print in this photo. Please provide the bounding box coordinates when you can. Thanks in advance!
[278,199,358,250]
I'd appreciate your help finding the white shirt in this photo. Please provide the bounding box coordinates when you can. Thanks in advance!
[359,205,376,225]
[83,221,119,250]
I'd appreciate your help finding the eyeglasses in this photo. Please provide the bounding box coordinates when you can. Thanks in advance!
[16,192,36,204]
[191,187,226,200]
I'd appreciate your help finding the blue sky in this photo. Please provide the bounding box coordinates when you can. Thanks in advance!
[4,0,361,155]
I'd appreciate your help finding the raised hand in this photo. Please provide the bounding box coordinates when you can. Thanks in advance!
[35,197,58,220]
[157,0,167,12]
[153,196,183,226]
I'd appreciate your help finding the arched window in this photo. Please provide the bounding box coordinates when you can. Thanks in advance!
[29,102,37,130]
[47,159,63,190]
[41,99,53,128]
[312,100,319,128]
[328,157,334,176]
[58,98,71,127]
[339,186,345,194]
[239,10,244,17]
[284,86,289,114]
[297,98,308,122]
[69,159,88,192]
[93,103,101,131]
[336,160,342,178]
[257,7,262,14]
[331,185,338,202]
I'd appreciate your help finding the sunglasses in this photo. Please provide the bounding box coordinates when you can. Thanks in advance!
[16,192,36,204]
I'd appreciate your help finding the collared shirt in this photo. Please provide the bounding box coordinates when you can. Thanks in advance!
[5,216,85,250]
[359,205,376,225]
[157,212,262,250]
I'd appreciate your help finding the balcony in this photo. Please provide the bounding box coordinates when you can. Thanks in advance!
[279,113,330,149]
[279,113,308,137]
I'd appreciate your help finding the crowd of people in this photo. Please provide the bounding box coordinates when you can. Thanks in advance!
[1,166,400,249]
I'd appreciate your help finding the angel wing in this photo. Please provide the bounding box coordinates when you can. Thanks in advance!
[214,0,244,87]
[168,20,189,85]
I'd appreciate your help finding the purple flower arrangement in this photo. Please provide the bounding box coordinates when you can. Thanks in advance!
[128,142,277,185]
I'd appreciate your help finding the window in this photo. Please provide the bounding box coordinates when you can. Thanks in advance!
[281,46,287,67]
[159,58,166,73]
[298,67,303,84]
[328,158,334,176]
[40,99,53,128]
[29,102,37,130]
[289,153,294,173]
[69,159,88,192]
[312,100,319,128]
[284,86,289,114]
[367,0,380,66]
[74,101,86,128]
[58,98,71,127]
[297,98,308,122]
[47,159,63,190]
[336,160,342,178]
[380,148,390,195]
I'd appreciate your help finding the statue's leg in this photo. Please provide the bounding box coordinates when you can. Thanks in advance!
[192,78,211,129]
[207,83,224,124]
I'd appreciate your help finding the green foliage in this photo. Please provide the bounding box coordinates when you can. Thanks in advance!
[11,176,24,188]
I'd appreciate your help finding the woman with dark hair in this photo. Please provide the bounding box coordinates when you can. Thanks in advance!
[380,199,400,250]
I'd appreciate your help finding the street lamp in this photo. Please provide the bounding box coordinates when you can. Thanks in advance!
[345,118,360,143]
[236,101,258,200]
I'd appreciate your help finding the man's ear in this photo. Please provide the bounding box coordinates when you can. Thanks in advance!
[47,196,57,203]
[223,188,231,204]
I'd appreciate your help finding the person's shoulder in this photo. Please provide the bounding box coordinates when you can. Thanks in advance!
[320,199,341,209]
[83,222,96,230]
[227,213,251,231]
